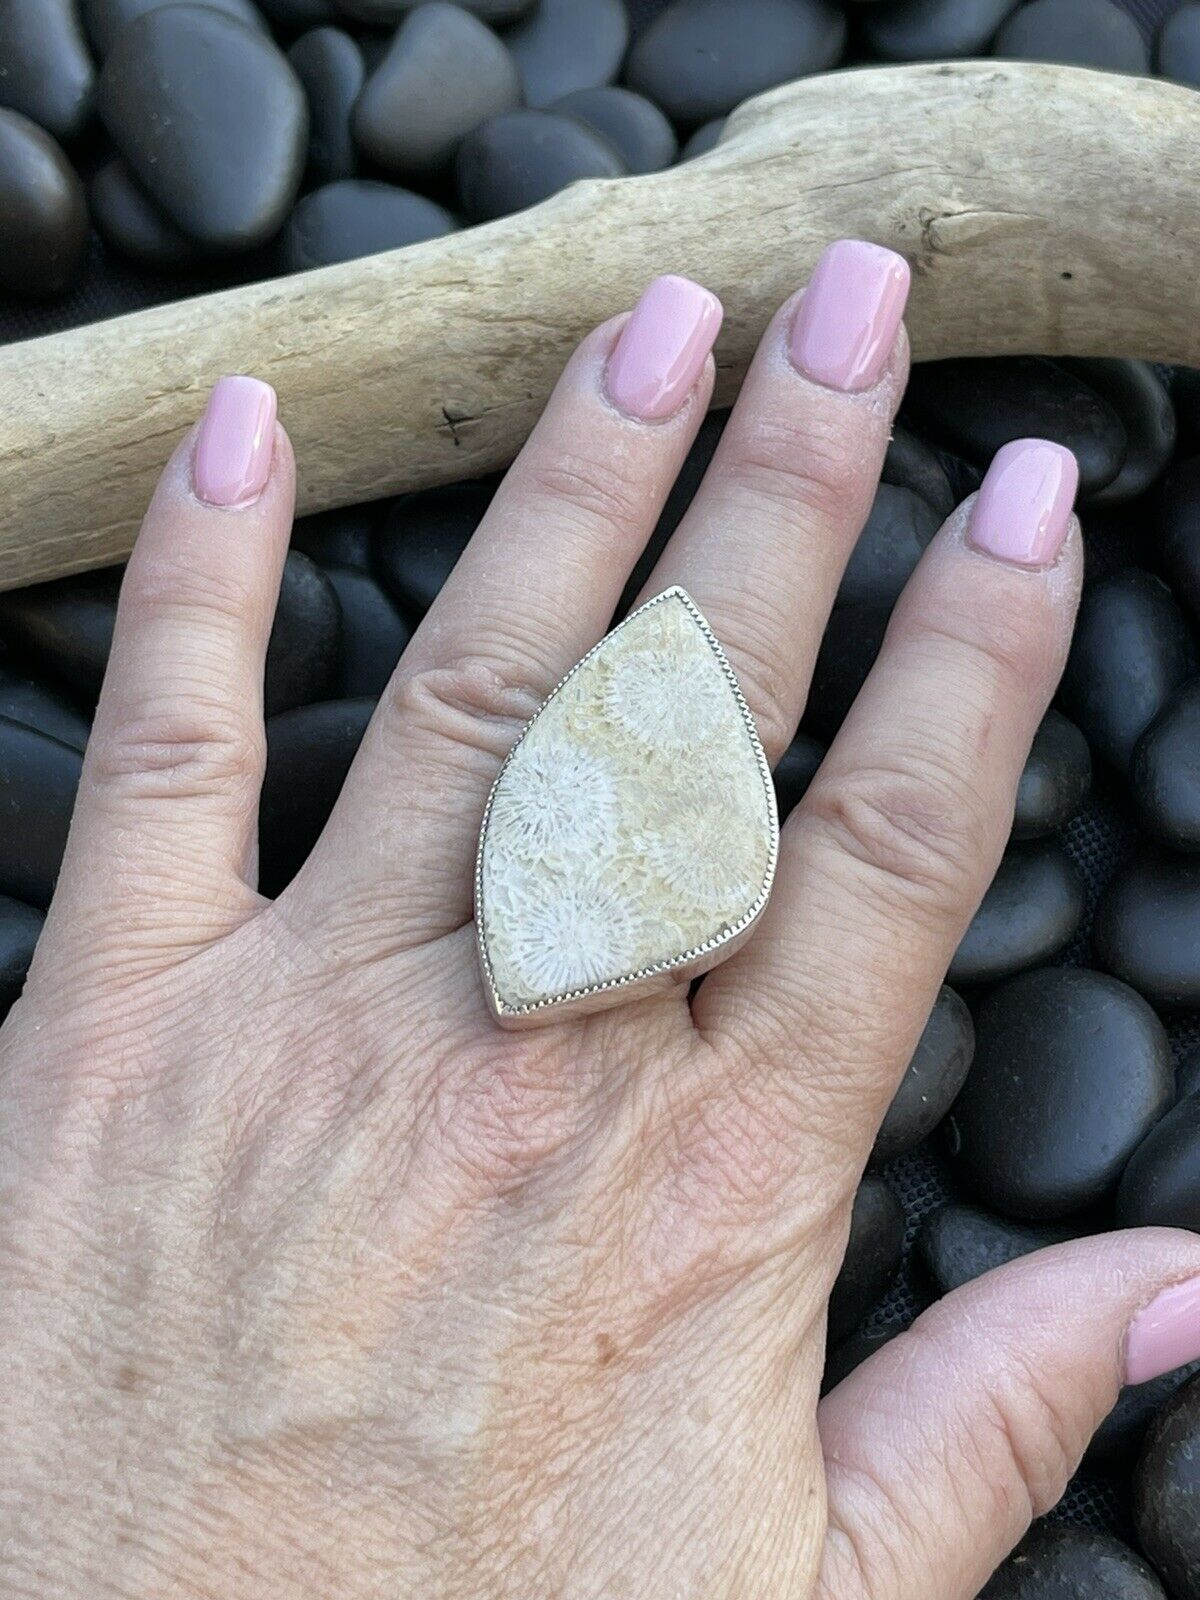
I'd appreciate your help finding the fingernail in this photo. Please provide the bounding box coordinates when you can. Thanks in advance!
[1125,1274,1200,1386]
[968,439,1079,568]
[789,239,910,393]
[605,274,723,421]
[193,376,278,508]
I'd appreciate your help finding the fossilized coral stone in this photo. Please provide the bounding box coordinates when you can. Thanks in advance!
[476,587,778,1021]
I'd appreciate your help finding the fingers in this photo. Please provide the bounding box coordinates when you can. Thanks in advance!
[292,277,722,950]
[816,1231,1200,1600]
[637,241,910,762]
[51,378,294,949]
[695,442,1083,1174]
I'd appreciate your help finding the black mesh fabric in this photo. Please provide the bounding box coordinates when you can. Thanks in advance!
[1,0,1195,1558]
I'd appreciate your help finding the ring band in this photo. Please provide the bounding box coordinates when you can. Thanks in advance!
[475,587,779,1027]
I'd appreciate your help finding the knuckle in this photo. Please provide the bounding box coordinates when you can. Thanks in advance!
[728,415,866,528]
[389,654,544,766]
[978,1372,1086,1521]
[92,705,262,803]
[520,451,648,539]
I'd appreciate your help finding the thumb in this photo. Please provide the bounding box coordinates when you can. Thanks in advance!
[816,1228,1200,1600]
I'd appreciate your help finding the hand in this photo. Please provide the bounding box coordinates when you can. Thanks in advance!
[4,241,1199,1600]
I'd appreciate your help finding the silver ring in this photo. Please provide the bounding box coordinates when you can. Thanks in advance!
[475,587,779,1028]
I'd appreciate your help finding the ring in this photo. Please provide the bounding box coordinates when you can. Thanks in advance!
[475,587,779,1027]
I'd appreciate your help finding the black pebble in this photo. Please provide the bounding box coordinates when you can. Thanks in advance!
[1057,360,1176,508]
[266,551,341,716]
[917,1204,1076,1297]
[1131,678,1200,852]
[627,0,844,127]
[860,0,1021,62]
[1090,1361,1200,1470]
[84,0,269,57]
[99,6,308,253]
[288,26,364,186]
[0,110,88,296]
[1013,710,1091,841]
[905,357,1126,500]
[456,109,626,224]
[507,0,629,109]
[1117,1092,1200,1233]
[0,895,44,1019]
[773,732,824,821]
[945,967,1173,1220]
[827,1175,905,1344]
[680,117,725,159]
[279,179,456,272]
[258,697,373,895]
[290,504,376,571]
[821,1321,905,1394]
[376,478,497,615]
[0,716,82,908]
[1093,851,1200,1010]
[91,158,198,269]
[1058,569,1197,773]
[1178,1048,1200,1104]
[948,840,1084,986]
[553,87,677,175]
[1157,456,1200,624]
[325,566,410,697]
[0,0,96,145]
[0,669,90,750]
[980,1525,1166,1599]
[993,0,1150,73]
[1157,3,1200,87]
[0,566,121,703]
[1134,1373,1200,1600]
[352,3,520,182]
[881,423,956,522]
[871,985,974,1168]
[1172,368,1200,452]
[803,603,890,742]
[837,482,940,610]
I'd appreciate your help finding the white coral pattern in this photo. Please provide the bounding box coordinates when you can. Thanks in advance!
[479,592,775,1010]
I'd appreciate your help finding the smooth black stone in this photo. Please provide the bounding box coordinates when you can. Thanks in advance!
[802,603,890,742]
[554,87,677,175]
[0,716,82,908]
[1172,367,1200,451]
[506,0,629,109]
[837,483,940,610]
[1134,1374,1200,1600]
[917,1204,1075,1297]
[266,551,341,716]
[0,0,95,144]
[325,566,410,698]
[619,409,729,614]
[353,4,520,181]
[906,357,1126,499]
[627,0,844,127]
[1094,851,1200,1009]
[0,669,90,750]
[1057,360,1176,508]
[773,732,824,821]
[1117,1092,1200,1233]
[279,179,456,271]
[1178,1048,1200,1104]
[821,1322,905,1395]
[376,478,497,615]
[1131,678,1200,851]
[455,109,626,224]
[84,0,269,56]
[871,985,974,1169]
[1157,455,1200,623]
[335,0,535,23]
[0,566,120,703]
[993,0,1150,72]
[90,158,197,269]
[980,1525,1166,1600]
[288,26,363,186]
[881,424,956,521]
[99,6,307,253]
[1157,4,1200,87]
[260,0,335,29]
[680,117,725,159]
[1058,569,1197,773]
[945,967,1173,1220]
[0,894,43,1018]
[827,1175,905,1344]
[860,0,1020,61]
[0,110,88,295]
[948,840,1084,986]
[1090,1361,1200,1469]
[258,697,373,895]
[1013,710,1091,841]
[290,504,376,571]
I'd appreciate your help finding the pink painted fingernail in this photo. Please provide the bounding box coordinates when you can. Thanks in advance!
[789,239,910,392]
[1125,1274,1200,1386]
[968,439,1079,568]
[605,274,723,421]
[193,376,277,508]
